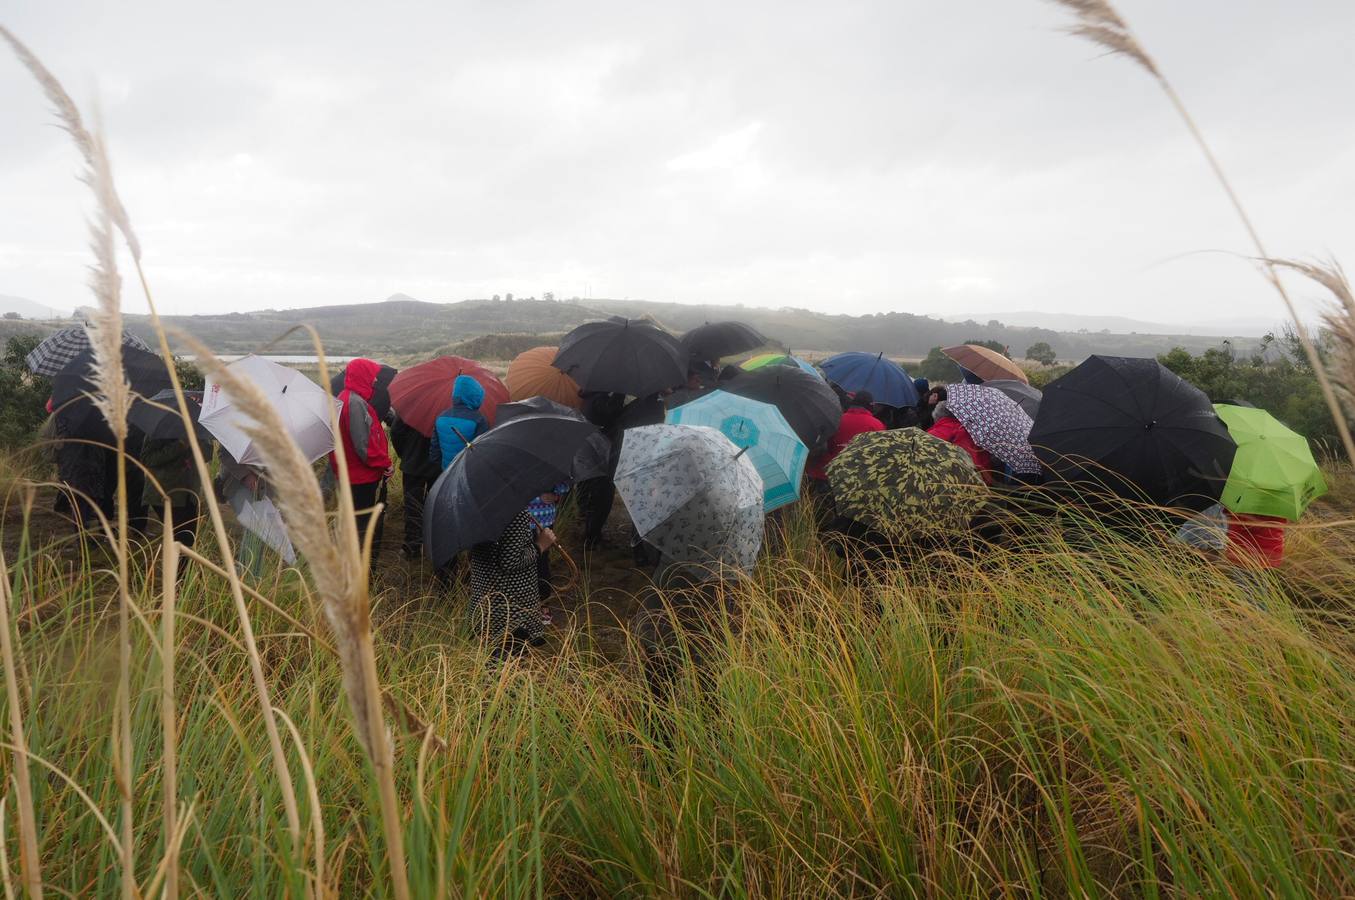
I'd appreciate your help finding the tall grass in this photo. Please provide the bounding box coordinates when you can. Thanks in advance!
[1,492,1353,895]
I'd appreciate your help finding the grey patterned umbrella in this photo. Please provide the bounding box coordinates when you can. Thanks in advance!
[944,383,1041,475]
[26,326,152,377]
[614,424,763,577]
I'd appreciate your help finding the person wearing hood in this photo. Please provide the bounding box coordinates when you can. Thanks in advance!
[927,400,994,485]
[331,357,394,562]
[430,374,488,470]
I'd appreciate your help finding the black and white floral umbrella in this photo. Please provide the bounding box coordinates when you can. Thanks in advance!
[944,383,1042,475]
[614,424,763,577]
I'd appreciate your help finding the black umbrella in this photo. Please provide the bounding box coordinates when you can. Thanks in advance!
[127,389,214,448]
[680,321,767,362]
[722,366,842,454]
[983,379,1043,419]
[552,318,686,398]
[329,362,397,420]
[1030,355,1235,509]
[422,414,598,567]
[51,346,172,439]
[495,396,583,425]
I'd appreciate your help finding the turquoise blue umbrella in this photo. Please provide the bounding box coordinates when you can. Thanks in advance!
[666,390,808,512]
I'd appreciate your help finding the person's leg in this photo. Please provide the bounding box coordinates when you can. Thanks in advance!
[401,472,428,558]
[579,478,615,549]
[349,480,381,564]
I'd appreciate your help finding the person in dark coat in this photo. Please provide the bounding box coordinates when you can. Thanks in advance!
[916,385,945,431]
[140,436,202,558]
[576,391,626,550]
[389,412,441,560]
[469,509,556,658]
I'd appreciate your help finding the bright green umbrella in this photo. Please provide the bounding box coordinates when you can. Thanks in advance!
[741,353,821,378]
[1214,403,1327,522]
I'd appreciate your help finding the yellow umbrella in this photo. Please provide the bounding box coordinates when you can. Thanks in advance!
[506,346,583,409]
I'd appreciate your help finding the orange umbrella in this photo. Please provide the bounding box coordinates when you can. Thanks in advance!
[505,346,583,409]
[942,344,1029,384]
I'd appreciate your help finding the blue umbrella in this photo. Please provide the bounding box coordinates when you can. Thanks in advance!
[666,390,808,512]
[820,352,919,408]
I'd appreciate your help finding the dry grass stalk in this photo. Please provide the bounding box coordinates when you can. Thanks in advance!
[2,25,308,863]
[160,503,179,900]
[1268,258,1355,412]
[178,333,409,899]
[0,546,42,897]
[1048,0,1355,463]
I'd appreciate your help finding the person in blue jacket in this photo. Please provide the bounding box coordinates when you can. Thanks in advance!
[429,375,488,470]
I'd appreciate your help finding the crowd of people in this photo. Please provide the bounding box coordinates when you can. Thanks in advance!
[36,321,1323,668]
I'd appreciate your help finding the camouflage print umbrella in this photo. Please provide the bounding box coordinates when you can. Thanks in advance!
[944,383,1042,475]
[615,424,764,577]
[827,429,988,539]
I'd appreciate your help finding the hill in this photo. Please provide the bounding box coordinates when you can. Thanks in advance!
[944,310,1282,338]
[121,293,1256,360]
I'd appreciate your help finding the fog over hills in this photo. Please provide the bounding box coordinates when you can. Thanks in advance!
[945,311,1283,338]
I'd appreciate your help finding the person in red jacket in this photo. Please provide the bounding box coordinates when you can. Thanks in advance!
[331,357,393,563]
[927,402,994,485]
[807,391,886,482]
[1225,512,1286,569]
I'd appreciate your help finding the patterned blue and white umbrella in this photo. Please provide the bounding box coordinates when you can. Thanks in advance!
[614,424,764,578]
[666,390,807,512]
[944,383,1041,475]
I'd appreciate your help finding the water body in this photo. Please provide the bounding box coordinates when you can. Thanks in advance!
[190,355,357,365]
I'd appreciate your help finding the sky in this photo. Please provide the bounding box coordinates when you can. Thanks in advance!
[2,0,1353,325]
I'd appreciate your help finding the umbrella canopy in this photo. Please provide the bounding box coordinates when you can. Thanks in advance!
[26,326,153,377]
[666,390,808,512]
[741,353,821,378]
[820,352,919,408]
[505,346,584,409]
[127,389,214,446]
[984,379,1042,419]
[942,345,1029,384]
[723,365,842,454]
[681,321,767,362]
[1030,355,1235,509]
[1214,404,1327,521]
[828,429,988,539]
[227,486,297,565]
[199,355,337,466]
[495,395,583,425]
[50,346,171,439]
[614,424,763,577]
[388,356,508,437]
[944,383,1041,475]
[422,414,597,568]
[329,362,397,420]
[552,318,686,398]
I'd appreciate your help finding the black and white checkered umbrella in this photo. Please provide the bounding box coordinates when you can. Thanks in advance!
[25,326,153,377]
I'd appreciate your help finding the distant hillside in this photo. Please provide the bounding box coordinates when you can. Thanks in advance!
[945,310,1281,338]
[123,293,1253,360]
[0,294,70,320]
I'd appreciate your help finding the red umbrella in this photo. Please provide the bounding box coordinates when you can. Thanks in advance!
[388,356,508,436]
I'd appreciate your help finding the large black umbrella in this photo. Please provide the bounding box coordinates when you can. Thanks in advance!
[329,362,397,420]
[423,414,598,567]
[552,318,686,398]
[680,321,767,362]
[127,388,214,447]
[51,346,172,439]
[1029,355,1235,509]
[722,365,842,454]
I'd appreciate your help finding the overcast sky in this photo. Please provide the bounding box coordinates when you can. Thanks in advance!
[2,0,1352,325]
